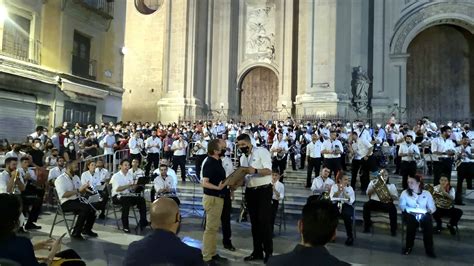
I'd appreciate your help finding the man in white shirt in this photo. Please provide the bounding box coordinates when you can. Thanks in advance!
[110,159,148,233]
[153,164,179,205]
[103,128,116,165]
[171,134,188,183]
[363,169,398,235]
[311,167,335,196]
[455,135,473,205]
[0,158,21,194]
[398,135,420,189]
[349,132,373,193]
[95,158,110,183]
[194,133,209,179]
[145,130,162,177]
[305,134,323,188]
[329,174,355,246]
[129,131,144,164]
[237,134,273,263]
[5,143,27,165]
[18,156,44,230]
[271,170,284,236]
[270,133,289,180]
[54,160,97,240]
[321,131,344,178]
[431,126,456,185]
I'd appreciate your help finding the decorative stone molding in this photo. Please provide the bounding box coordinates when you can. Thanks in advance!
[390,1,474,55]
[245,2,276,63]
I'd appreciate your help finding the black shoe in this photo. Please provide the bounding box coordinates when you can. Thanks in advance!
[426,250,436,258]
[223,244,236,251]
[402,247,412,255]
[244,254,264,261]
[18,226,29,234]
[82,230,98,237]
[71,233,86,240]
[212,254,228,262]
[345,237,354,246]
[123,228,131,233]
[98,213,106,220]
[447,224,456,235]
[25,222,42,230]
[264,254,271,264]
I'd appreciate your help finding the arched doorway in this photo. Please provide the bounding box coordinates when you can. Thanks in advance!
[406,25,474,121]
[239,67,278,120]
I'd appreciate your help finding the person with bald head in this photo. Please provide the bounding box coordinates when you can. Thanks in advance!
[124,198,204,266]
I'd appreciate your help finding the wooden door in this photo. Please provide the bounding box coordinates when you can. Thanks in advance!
[240,67,278,120]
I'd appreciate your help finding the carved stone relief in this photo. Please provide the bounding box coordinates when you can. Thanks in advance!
[245,2,276,62]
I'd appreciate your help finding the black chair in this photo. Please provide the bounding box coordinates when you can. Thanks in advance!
[274,198,287,235]
[49,190,77,238]
[103,184,139,232]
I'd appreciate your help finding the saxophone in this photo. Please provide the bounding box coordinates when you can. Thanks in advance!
[372,172,393,204]
[424,184,453,209]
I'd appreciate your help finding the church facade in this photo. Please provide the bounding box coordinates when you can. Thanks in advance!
[122,0,474,124]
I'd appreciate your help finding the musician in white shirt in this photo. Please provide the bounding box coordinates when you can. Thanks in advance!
[311,167,334,196]
[129,131,144,164]
[321,131,344,178]
[81,160,108,219]
[348,132,373,192]
[431,126,456,185]
[144,130,162,178]
[399,175,436,257]
[153,164,180,205]
[110,159,148,233]
[171,134,188,183]
[305,134,323,188]
[398,135,420,189]
[329,174,355,246]
[363,169,398,235]
[271,171,285,236]
[432,176,463,235]
[54,160,97,240]
[194,133,209,179]
[270,133,289,180]
[455,135,473,205]
[95,158,110,183]
[130,158,146,181]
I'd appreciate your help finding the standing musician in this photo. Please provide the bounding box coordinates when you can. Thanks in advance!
[194,133,209,180]
[432,176,463,235]
[399,174,436,258]
[310,167,334,198]
[110,159,148,233]
[81,160,108,219]
[455,135,473,205]
[55,160,98,240]
[237,134,274,263]
[321,131,344,178]
[329,173,355,246]
[129,131,144,164]
[431,126,456,185]
[398,135,420,190]
[363,169,398,236]
[270,170,285,236]
[348,132,373,193]
[153,164,180,205]
[305,133,323,188]
[270,133,289,181]
[144,130,162,178]
[171,134,188,183]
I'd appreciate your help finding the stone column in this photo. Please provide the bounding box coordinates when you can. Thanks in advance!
[389,53,409,120]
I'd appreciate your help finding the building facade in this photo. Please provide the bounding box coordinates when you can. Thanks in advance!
[123,0,474,124]
[0,0,126,142]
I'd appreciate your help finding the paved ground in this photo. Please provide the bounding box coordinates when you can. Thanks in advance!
[27,206,474,266]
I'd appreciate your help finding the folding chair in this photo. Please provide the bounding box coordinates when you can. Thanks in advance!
[274,199,287,235]
[103,184,139,232]
[49,190,77,238]
[369,211,392,235]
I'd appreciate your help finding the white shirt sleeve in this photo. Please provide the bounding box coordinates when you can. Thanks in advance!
[259,148,272,170]
[0,172,9,194]
[55,175,69,199]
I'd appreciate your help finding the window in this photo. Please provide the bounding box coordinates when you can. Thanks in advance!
[72,31,95,79]
[2,13,31,61]
[63,101,96,125]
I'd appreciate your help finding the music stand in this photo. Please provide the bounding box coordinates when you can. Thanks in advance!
[184,167,203,217]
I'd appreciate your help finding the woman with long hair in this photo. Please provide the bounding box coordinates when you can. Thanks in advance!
[329,171,355,246]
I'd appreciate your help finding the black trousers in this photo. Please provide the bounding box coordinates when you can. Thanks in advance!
[113,196,147,229]
[221,193,232,246]
[300,152,306,168]
[245,185,273,256]
[324,158,342,178]
[272,157,287,181]
[351,159,362,189]
[289,153,297,170]
[340,153,347,171]
[91,189,109,215]
[21,186,45,224]
[363,200,397,233]
[195,154,207,179]
[334,203,353,238]
[271,199,279,235]
[130,153,142,165]
[403,212,434,252]
[163,150,173,160]
[432,207,463,228]
[306,157,322,187]
[456,163,473,203]
[400,161,417,190]
[433,158,453,185]
[394,146,401,173]
[172,155,187,181]
[145,153,160,177]
[61,199,96,233]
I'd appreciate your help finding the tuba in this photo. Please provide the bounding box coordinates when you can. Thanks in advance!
[424,184,453,209]
[372,172,393,204]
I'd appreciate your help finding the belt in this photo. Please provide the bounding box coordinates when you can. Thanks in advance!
[246,184,272,190]
[204,193,226,198]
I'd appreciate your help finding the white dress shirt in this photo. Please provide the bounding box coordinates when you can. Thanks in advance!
[431,137,456,161]
[355,128,372,143]
[0,170,14,194]
[194,139,208,155]
[154,174,176,195]
[18,167,37,182]
[398,142,421,162]
[272,180,285,202]
[366,179,398,202]
[433,185,455,202]
[48,166,66,181]
[352,139,373,160]
[270,140,289,157]
[81,170,103,189]
[129,168,145,180]
[110,170,134,197]
[145,136,162,154]
[172,140,188,156]
[311,176,335,194]
[103,134,116,155]
[5,151,27,166]
[153,168,178,188]
[306,141,323,158]
[240,147,272,188]
[129,137,144,155]
[321,139,344,159]
[457,145,473,163]
[329,184,355,205]
[55,173,82,204]
[399,190,436,214]
[95,167,110,182]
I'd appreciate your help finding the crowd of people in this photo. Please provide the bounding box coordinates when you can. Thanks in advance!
[0,115,472,265]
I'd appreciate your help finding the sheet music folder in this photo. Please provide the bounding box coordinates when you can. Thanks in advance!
[224,167,249,187]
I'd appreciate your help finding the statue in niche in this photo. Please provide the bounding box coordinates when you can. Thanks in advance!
[351,66,371,113]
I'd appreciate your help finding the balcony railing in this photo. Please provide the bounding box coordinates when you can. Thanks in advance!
[0,36,41,64]
[75,0,114,19]
[72,57,97,80]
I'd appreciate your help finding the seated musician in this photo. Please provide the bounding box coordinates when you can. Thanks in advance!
[310,167,334,198]
[55,160,98,240]
[81,160,108,219]
[18,156,44,230]
[110,159,148,233]
[432,176,463,235]
[48,156,66,183]
[363,169,398,236]
[329,172,355,246]
[399,174,436,258]
[130,158,145,182]
[153,164,180,205]
[95,158,111,184]
[271,170,285,236]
